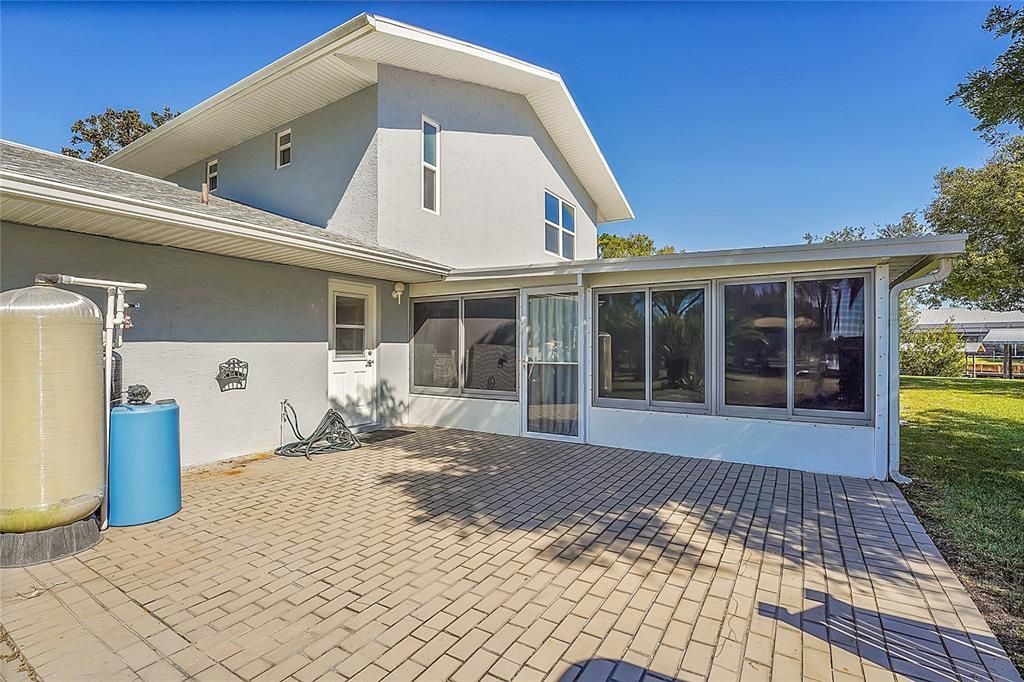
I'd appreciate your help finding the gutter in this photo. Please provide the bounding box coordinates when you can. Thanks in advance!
[887,257,954,484]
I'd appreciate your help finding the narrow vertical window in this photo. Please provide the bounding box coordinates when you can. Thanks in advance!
[276,129,292,169]
[723,281,788,409]
[596,291,646,400]
[652,288,705,404]
[544,191,576,259]
[422,117,439,212]
[205,160,218,192]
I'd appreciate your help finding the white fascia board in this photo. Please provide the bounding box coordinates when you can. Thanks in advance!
[101,14,376,169]
[445,235,968,282]
[0,171,450,278]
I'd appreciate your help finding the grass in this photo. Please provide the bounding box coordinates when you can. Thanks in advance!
[900,376,1024,673]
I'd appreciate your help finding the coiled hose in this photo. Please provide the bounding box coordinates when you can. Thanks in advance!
[275,400,361,460]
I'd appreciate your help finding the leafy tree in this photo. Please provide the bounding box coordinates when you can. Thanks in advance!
[597,232,678,258]
[61,106,179,162]
[900,323,967,377]
[925,136,1024,311]
[949,5,1024,143]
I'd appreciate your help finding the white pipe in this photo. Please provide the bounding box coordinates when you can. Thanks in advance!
[34,273,147,530]
[887,258,953,484]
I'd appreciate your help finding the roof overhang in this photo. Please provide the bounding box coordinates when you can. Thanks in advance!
[101,13,634,223]
[983,329,1024,345]
[444,234,968,283]
[0,171,450,283]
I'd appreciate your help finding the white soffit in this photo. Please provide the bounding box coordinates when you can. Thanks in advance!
[101,14,634,223]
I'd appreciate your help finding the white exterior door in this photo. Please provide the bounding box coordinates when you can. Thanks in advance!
[328,280,377,430]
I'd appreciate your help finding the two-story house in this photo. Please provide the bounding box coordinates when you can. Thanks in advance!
[0,14,965,480]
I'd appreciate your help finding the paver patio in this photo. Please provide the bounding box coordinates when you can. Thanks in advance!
[1,427,1019,682]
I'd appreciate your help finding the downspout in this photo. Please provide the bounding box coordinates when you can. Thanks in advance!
[887,258,953,484]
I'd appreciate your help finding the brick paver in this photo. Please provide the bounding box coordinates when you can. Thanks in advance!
[1,427,1019,681]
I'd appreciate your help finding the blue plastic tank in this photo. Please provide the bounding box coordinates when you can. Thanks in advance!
[108,401,181,526]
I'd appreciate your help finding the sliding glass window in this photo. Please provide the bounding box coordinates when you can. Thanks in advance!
[718,273,871,421]
[593,285,709,411]
[412,295,518,397]
[793,277,867,413]
[597,291,646,400]
[722,282,788,410]
[652,288,706,405]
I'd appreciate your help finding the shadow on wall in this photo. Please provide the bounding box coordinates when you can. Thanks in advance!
[761,589,1015,681]
[375,429,921,589]
[328,378,408,430]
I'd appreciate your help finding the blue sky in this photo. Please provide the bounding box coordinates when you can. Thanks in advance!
[0,2,1006,251]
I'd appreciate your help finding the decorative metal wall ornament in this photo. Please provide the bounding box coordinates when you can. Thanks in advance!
[216,358,249,392]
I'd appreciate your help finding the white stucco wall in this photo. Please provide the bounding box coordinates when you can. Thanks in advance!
[407,395,520,436]
[166,85,380,244]
[1,222,410,467]
[376,65,599,268]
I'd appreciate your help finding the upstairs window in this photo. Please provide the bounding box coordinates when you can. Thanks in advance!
[544,191,575,259]
[276,129,292,169]
[422,116,439,213]
[205,160,218,192]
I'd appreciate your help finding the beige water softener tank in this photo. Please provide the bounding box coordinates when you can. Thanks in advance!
[0,284,105,533]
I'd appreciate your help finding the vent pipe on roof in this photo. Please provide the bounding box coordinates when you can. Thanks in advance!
[887,258,954,484]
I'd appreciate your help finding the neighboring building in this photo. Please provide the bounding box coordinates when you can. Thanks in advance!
[0,14,966,480]
[916,308,1024,378]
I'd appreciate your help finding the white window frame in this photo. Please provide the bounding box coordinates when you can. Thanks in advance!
[544,190,576,260]
[592,282,712,414]
[276,129,292,170]
[205,159,218,192]
[715,270,874,424]
[332,292,368,358]
[421,116,439,214]
[410,292,519,400]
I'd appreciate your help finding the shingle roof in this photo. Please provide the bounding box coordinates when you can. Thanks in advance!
[0,140,445,267]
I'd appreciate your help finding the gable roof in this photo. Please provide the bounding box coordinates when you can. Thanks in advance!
[0,140,449,282]
[101,13,634,223]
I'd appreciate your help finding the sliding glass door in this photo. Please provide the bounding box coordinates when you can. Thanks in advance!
[522,289,581,439]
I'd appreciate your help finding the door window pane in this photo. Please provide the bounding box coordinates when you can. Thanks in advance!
[652,288,705,403]
[335,327,364,353]
[423,167,436,211]
[527,364,578,436]
[526,293,577,363]
[794,278,866,412]
[597,291,646,400]
[527,292,579,436]
[335,296,365,325]
[413,300,458,389]
[724,282,788,408]
[464,297,517,392]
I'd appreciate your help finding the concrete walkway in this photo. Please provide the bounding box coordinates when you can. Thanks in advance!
[1,427,1019,681]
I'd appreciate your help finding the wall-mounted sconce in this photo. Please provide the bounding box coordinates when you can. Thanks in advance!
[392,282,406,305]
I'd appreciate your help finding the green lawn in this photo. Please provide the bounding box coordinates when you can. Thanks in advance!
[900,376,1024,672]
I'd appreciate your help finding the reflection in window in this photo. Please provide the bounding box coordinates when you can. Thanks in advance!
[464,297,517,393]
[412,300,458,389]
[794,278,866,412]
[652,289,705,404]
[724,282,788,408]
[334,295,365,354]
[544,192,576,259]
[527,292,578,436]
[597,292,646,400]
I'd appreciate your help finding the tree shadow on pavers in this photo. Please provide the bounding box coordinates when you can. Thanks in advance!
[375,428,927,588]
[759,589,1020,682]
[557,658,681,682]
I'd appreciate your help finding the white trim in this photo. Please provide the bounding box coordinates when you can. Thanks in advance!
[421,115,440,214]
[99,13,634,222]
[543,190,576,260]
[276,129,292,169]
[0,171,450,280]
[205,159,218,192]
[446,234,969,282]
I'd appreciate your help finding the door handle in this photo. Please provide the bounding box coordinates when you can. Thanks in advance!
[366,359,374,367]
